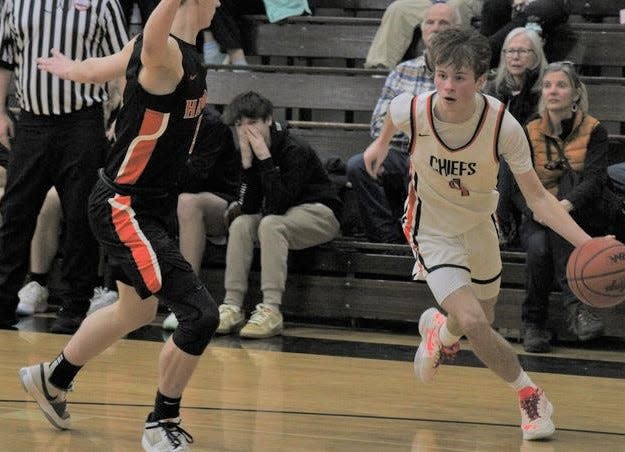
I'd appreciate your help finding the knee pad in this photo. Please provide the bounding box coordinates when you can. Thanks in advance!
[168,284,219,356]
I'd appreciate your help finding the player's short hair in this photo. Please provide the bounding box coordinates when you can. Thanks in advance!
[222,91,273,125]
[429,27,491,78]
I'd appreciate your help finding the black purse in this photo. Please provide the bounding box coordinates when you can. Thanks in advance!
[545,139,580,199]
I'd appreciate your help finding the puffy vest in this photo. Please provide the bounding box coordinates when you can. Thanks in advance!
[525,110,599,196]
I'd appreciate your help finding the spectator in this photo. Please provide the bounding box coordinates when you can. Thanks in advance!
[520,62,609,352]
[480,0,571,68]
[207,0,311,66]
[0,0,128,332]
[348,2,460,243]
[217,91,341,339]
[162,108,241,330]
[364,0,481,69]
[14,188,61,316]
[484,27,546,249]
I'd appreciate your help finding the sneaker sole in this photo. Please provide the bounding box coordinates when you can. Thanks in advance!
[16,302,48,316]
[215,318,245,335]
[239,325,283,339]
[18,366,70,430]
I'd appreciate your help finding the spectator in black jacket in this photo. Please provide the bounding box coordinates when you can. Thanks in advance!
[484,27,547,249]
[162,107,240,330]
[216,91,342,339]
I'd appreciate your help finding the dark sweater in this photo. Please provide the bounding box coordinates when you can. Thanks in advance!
[238,121,342,219]
[177,108,240,203]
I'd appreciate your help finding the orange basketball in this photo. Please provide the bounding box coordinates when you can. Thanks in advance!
[566,237,625,308]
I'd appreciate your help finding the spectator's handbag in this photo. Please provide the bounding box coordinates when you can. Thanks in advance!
[548,141,580,200]
[263,0,311,23]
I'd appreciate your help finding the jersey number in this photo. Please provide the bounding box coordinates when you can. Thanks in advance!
[449,178,469,196]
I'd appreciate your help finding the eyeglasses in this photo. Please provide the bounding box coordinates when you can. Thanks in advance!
[503,48,534,57]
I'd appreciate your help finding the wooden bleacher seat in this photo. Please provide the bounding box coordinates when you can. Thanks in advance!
[205,65,625,162]
[248,16,625,77]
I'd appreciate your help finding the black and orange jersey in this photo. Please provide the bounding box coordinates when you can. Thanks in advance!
[103,34,208,193]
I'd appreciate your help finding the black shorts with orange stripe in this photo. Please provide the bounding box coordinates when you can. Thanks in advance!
[88,180,194,299]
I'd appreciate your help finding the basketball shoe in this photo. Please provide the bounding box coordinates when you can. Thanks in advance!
[16,281,49,316]
[414,308,460,383]
[18,362,71,430]
[142,414,193,451]
[518,386,555,440]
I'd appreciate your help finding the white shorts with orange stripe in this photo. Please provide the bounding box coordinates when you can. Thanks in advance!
[414,219,502,304]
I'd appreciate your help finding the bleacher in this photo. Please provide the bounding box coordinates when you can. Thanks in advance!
[196,4,625,342]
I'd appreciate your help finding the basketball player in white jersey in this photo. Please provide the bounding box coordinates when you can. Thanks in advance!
[363,27,595,440]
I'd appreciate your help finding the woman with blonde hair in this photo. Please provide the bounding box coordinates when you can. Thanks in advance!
[520,61,609,352]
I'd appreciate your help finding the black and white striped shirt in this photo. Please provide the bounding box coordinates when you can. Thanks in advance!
[0,0,128,115]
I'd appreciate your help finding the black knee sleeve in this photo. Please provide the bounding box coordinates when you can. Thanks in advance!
[167,284,219,356]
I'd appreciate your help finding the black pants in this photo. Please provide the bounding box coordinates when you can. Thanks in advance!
[0,106,106,322]
[210,0,265,52]
[520,218,577,328]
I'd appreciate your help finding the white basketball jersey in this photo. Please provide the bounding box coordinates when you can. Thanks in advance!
[402,91,507,241]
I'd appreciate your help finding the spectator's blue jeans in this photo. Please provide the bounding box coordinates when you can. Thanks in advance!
[346,149,409,243]
[608,162,625,193]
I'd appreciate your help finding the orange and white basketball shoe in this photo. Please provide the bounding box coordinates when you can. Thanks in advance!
[414,307,459,383]
[518,386,555,440]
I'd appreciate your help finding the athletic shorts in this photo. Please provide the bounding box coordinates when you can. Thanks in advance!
[414,219,502,303]
[88,180,195,299]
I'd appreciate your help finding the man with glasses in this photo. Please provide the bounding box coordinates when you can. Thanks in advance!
[0,0,128,332]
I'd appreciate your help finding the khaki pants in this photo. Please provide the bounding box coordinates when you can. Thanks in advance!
[364,0,483,69]
[224,203,340,306]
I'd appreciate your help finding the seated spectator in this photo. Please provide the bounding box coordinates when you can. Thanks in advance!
[480,0,572,68]
[519,62,609,352]
[12,188,118,317]
[216,91,341,339]
[207,0,311,66]
[484,27,546,249]
[162,108,241,330]
[348,2,460,243]
[364,0,481,69]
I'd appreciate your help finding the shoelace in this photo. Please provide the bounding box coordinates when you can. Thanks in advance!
[520,391,540,421]
[147,420,194,448]
[434,342,460,368]
[248,308,272,325]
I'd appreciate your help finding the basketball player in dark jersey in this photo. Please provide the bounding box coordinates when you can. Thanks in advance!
[19,1,221,450]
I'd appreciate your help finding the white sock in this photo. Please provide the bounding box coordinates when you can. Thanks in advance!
[261,302,280,313]
[508,371,536,392]
[439,321,461,347]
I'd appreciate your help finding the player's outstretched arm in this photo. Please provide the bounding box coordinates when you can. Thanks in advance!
[36,41,134,85]
[514,169,592,247]
[364,116,397,178]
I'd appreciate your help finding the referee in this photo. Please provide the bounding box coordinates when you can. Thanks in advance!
[0,0,128,331]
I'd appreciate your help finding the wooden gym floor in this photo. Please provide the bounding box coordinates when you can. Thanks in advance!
[1,313,624,451]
